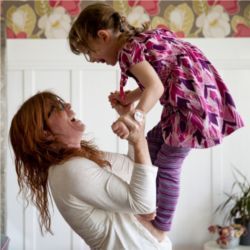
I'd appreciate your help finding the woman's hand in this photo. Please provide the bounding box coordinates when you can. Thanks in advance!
[111,120,130,139]
[112,106,151,165]
[112,114,145,145]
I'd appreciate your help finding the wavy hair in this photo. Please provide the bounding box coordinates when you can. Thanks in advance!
[68,2,149,55]
[9,91,110,234]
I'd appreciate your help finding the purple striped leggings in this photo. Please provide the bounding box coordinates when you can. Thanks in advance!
[146,123,191,231]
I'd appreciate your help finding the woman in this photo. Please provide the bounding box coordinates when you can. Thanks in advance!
[9,91,172,250]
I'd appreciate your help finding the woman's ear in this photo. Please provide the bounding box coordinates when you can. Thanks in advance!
[43,130,54,140]
[97,30,110,42]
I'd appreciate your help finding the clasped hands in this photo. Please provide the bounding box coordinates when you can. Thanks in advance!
[109,91,143,144]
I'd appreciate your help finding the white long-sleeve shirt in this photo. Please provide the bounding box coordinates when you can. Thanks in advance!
[48,150,172,250]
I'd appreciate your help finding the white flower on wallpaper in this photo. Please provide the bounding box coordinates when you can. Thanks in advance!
[196,5,230,38]
[38,6,71,38]
[127,6,150,28]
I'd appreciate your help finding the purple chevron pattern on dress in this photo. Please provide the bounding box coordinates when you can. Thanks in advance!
[118,28,244,148]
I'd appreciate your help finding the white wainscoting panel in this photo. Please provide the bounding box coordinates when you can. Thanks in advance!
[6,39,250,250]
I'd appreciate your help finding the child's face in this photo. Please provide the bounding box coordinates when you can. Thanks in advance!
[85,29,120,66]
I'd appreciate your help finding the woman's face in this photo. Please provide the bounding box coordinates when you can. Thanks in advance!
[46,98,85,148]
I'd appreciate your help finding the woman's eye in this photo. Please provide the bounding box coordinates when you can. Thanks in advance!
[58,102,65,110]
[48,106,56,118]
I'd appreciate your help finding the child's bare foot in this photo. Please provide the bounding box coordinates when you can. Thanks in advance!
[136,216,167,242]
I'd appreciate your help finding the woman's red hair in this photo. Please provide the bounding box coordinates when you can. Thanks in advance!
[9,91,110,233]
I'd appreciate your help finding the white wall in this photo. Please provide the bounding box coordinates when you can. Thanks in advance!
[6,39,250,250]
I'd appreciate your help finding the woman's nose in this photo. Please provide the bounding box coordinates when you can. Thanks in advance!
[65,103,71,110]
[90,57,97,63]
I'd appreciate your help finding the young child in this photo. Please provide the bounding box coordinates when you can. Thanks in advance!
[68,3,244,235]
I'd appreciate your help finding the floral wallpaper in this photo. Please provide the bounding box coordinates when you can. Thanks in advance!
[2,0,250,38]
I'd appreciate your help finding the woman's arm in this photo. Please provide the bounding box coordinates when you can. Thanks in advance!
[64,115,156,215]
[113,115,151,165]
[65,155,157,215]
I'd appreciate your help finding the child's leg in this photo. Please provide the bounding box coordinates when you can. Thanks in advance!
[146,123,164,164]
[152,144,191,231]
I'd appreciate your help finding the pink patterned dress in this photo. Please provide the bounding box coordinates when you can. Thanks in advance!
[118,28,244,148]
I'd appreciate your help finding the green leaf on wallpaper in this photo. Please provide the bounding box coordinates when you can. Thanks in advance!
[189,32,199,38]
[181,4,195,35]
[150,16,168,29]
[167,3,194,36]
[35,0,51,17]
[113,0,130,16]
[6,4,36,36]
[231,15,248,32]
[6,6,16,30]
[163,5,174,27]
[243,4,250,23]
[192,0,208,16]
[30,34,40,39]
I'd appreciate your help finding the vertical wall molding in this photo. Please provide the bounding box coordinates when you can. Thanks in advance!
[23,70,36,100]
[70,69,85,250]
[0,14,7,238]
[23,70,37,250]
[210,146,224,224]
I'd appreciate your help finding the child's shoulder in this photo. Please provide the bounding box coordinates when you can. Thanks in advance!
[125,28,176,46]
[119,27,178,58]
[138,27,176,39]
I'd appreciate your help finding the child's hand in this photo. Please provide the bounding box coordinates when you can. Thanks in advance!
[108,91,132,107]
[109,91,134,116]
[108,91,124,107]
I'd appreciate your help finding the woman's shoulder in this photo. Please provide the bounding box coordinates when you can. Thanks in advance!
[104,151,132,167]
[103,151,134,182]
[49,157,99,180]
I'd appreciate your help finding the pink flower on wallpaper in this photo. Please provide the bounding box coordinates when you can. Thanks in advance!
[175,31,185,38]
[207,0,239,15]
[234,23,250,37]
[128,0,159,16]
[49,0,80,16]
[6,28,27,39]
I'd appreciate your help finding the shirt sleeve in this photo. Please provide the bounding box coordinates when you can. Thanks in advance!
[104,151,134,183]
[119,39,146,74]
[64,157,157,215]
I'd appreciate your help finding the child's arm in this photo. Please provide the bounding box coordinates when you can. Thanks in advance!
[124,88,143,105]
[109,60,163,138]
[129,61,164,114]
